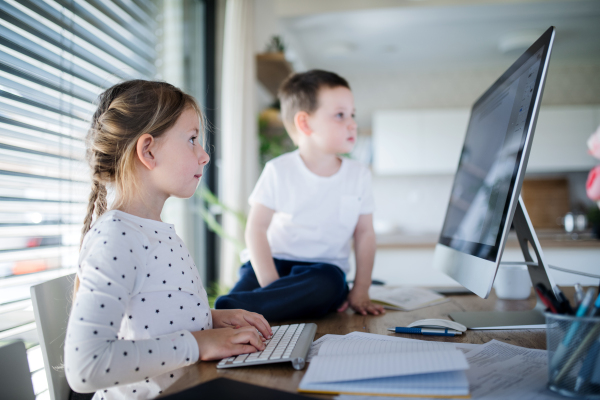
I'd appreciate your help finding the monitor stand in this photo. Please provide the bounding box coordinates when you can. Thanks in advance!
[449,196,560,330]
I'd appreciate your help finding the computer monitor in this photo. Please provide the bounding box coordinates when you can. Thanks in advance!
[433,26,560,329]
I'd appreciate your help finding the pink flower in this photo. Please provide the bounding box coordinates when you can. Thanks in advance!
[587,165,600,201]
[588,125,600,159]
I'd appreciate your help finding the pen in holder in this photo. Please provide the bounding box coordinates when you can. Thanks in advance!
[546,312,600,398]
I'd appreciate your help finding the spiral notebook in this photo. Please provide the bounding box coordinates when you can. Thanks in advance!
[298,337,470,398]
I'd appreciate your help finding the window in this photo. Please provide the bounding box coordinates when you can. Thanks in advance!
[0,0,158,287]
[0,1,159,397]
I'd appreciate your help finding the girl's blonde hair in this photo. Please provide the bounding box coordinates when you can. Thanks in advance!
[74,80,203,295]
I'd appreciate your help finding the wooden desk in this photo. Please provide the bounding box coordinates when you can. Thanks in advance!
[162,288,559,397]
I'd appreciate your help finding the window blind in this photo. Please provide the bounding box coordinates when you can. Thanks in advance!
[0,0,158,289]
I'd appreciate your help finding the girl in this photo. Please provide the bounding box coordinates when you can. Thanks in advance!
[64,80,271,399]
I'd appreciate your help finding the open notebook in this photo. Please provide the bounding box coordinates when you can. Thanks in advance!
[298,336,470,398]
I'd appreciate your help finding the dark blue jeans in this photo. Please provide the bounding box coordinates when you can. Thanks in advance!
[214,258,349,321]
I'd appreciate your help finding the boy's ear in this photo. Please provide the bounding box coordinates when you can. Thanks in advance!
[294,111,312,137]
[136,133,157,170]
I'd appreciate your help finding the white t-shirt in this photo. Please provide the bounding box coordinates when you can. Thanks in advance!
[248,150,374,273]
[65,210,210,399]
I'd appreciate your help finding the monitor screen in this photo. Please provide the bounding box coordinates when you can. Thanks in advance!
[438,44,547,262]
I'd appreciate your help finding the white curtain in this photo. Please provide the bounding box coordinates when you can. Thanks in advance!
[220,0,258,287]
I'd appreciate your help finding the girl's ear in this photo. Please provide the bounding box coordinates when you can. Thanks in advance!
[136,133,157,170]
[294,111,312,137]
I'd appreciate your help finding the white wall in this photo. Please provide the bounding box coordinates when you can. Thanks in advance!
[372,106,600,178]
[349,63,600,129]
[254,0,286,112]
[254,0,279,53]
[350,247,600,288]
[373,175,454,234]
[365,63,600,235]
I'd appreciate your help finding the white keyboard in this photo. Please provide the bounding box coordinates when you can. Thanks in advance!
[217,323,317,370]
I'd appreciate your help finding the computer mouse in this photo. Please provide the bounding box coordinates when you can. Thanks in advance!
[407,318,467,332]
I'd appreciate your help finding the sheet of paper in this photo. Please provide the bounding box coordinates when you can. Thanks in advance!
[318,338,454,357]
[303,350,469,384]
[307,334,343,362]
[463,340,562,399]
[345,331,478,354]
[334,340,561,400]
[369,286,449,311]
[309,332,478,365]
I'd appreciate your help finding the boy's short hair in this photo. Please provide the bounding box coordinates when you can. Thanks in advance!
[278,70,350,140]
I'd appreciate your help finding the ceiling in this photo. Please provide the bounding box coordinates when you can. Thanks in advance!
[279,0,600,75]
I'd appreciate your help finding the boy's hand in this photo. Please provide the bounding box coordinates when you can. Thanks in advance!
[192,326,265,361]
[337,288,385,316]
[211,309,272,339]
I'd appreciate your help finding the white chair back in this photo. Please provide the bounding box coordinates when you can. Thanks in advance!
[0,340,36,399]
[30,273,75,400]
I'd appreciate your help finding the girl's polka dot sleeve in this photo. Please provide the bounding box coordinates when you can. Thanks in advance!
[64,220,199,393]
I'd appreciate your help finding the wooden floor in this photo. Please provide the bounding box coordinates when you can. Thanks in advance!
[162,288,556,398]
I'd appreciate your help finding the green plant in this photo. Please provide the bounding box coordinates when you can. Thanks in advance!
[265,35,285,53]
[588,205,600,225]
[195,185,247,252]
[259,120,294,167]
[206,281,231,308]
[258,104,296,168]
[588,206,600,239]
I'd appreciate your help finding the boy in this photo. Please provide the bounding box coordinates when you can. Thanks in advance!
[215,70,384,320]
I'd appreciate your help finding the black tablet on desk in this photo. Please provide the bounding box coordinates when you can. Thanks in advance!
[160,377,312,400]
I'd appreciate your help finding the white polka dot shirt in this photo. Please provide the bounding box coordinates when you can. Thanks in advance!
[65,210,211,399]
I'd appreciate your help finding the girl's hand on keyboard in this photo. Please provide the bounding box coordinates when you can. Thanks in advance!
[192,326,266,361]
[211,309,272,339]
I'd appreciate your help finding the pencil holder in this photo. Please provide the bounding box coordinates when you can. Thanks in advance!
[546,313,600,398]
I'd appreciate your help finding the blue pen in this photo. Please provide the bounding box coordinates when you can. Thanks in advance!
[388,327,462,336]
[575,336,600,392]
[587,292,600,317]
[551,288,597,372]
[565,288,596,341]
